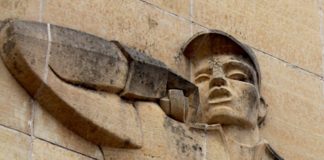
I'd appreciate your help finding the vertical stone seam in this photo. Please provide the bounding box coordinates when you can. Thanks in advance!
[318,0,324,97]
[38,0,44,22]
[28,100,36,160]
[190,0,194,35]
[44,23,52,83]
[29,23,52,160]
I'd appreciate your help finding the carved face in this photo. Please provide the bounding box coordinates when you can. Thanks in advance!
[192,53,260,128]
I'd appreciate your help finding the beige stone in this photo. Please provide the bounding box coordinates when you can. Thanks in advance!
[103,102,207,160]
[0,21,48,96]
[142,0,191,18]
[0,0,39,21]
[261,117,324,160]
[0,58,31,134]
[193,0,322,75]
[33,103,103,160]
[168,89,187,122]
[256,50,324,135]
[49,44,128,93]
[36,70,142,147]
[42,0,191,78]
[0,125,30,160]
[119,45,168,100]
[32,138,94,160]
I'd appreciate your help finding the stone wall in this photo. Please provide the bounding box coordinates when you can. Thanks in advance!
[0,0,323,159]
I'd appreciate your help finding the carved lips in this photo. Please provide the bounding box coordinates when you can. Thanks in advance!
[208,87,232,105]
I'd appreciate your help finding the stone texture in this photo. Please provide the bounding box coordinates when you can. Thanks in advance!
[117,44,168,100]
[32,139,94,160]
[33,103,103,160]
[103,102,240,160]
[142,0,190,18]
[42,0,191,78]
[102,102,207,160]
[0,20,48,96]
[167,71,197,97]
[193,0,322,75]
[0,0,39,21]
[168,89,188,122]
[34,70,142,148]
[49,42,128,93]
[49,24,129,93]
[256,49,324,159]
[0,58,31,134]
[0,125,30,160]
[261,117,324,160]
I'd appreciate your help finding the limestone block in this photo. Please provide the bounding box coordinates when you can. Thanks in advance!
[0,58,31,134]
[256,50,324,135]
[161,89,189,122]
[0,0,40,21]
[117,44,168,100]
[103,102,207,160]
[49,24,129,93]
[167,71,200,122]
[33,103,103,160]
[0,20,48,96]
[42,0,191,78]
[32,139,94,160]
[36,70,142,148]
[143,0,190,18]
[261,117,324,160]
[0,125,30,160]
[193,0,322,74]
[49,42,128,93]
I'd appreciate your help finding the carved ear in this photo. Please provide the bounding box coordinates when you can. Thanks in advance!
[257,97,268,126]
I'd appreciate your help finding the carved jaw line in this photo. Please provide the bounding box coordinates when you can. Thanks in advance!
[205,106,255,128]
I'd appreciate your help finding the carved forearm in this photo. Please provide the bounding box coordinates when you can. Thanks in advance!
[0,19,199,148]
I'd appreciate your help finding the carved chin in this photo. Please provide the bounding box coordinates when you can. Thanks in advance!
[205,107,253,127]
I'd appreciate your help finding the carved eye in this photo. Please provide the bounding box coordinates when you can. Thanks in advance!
[227,72,248,82]
[194,73,210,84]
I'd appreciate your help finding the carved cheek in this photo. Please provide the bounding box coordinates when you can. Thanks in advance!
[230,81,258,111]
[196,82,209,111]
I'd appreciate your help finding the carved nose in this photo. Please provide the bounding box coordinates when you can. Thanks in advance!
[209,77,227,88]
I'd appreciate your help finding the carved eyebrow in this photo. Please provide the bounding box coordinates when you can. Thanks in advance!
[194,67,212,77]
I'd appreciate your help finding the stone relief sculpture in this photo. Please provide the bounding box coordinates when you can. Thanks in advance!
[0,20,283,159]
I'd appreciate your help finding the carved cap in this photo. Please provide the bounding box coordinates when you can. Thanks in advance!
[181,30,261,89]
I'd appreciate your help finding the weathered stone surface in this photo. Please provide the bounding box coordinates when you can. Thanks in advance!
[168,89,188,122]
[167,71,197,97]
[0,20,142,148]
[34,103,104,159]
[51,24,120,54]
[167,71,200,122]
[36,70,142,148]
[193,0,322,75]
[4,20,48,40]
[0,125,30,160]
[256,49,324,159]
[0,20,48,96]
[49,42,128,93]
[117,43,168,100]
[103,102,207,160]
[143,0,190,18]
[42,0,191,78]
[32,139,94,160]
[0,58,31,134]
[0,0,40,21]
